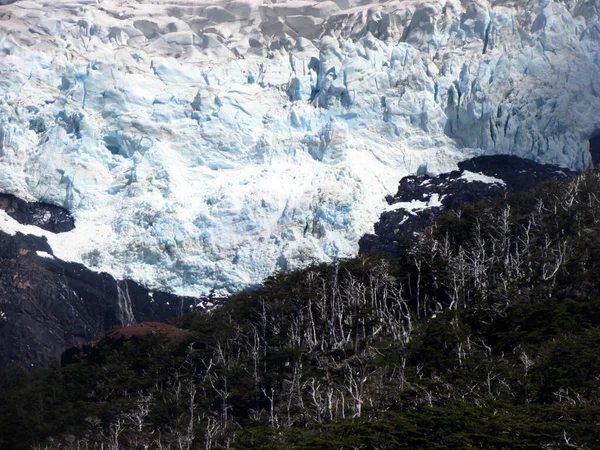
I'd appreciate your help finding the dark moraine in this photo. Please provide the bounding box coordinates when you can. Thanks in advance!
[359,155,576,258]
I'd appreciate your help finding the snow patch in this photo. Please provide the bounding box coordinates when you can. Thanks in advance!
[386,193,445,215]
[459,171,507,186]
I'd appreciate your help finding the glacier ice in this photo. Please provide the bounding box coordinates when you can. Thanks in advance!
[0,0,599,296]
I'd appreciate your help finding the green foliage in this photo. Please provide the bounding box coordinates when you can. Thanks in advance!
[3,170,600,448]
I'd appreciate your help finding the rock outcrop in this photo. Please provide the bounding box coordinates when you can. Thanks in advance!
[359,155,575,257]
[0,193,74,233]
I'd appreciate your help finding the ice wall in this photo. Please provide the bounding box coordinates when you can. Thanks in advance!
[0,0,598,295]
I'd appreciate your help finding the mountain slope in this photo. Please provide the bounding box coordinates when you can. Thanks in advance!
[0,155,570,368]
[0,196,205,368]
[2,167,600,449]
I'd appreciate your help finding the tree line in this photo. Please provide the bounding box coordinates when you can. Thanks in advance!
[2,170,600,449]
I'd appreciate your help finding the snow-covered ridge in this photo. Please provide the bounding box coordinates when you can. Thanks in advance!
[0,0,598,295]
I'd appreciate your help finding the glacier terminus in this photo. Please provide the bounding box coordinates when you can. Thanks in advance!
[0,0,599,296]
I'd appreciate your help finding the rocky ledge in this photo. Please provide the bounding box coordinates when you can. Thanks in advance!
[0,193,74,233]
[359,155,576,257]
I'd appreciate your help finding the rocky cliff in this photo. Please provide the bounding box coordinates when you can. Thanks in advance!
[0,199,205,368]
[360,154,575,256]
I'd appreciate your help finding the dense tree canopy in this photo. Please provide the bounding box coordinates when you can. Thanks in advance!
[2,169,600,449]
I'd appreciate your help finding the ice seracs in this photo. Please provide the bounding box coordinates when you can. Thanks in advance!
[0,0,598,295]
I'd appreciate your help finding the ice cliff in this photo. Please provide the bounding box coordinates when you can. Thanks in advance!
[0,0,599,295]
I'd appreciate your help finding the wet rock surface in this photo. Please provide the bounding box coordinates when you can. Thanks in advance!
[590,135,600,165]
[359,155,576,257]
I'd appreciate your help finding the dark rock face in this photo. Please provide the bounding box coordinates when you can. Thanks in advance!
[359,155,576,257]
[0,193,74,233]
[589,135,600,165]
[0,230,207,369]
[457,155,574,193]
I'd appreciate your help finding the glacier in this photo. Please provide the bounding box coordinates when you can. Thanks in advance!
[0,0,599,296]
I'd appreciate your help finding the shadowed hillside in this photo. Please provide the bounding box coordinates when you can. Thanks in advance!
[2,169,600,449]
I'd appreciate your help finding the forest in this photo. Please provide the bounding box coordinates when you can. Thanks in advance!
[1,168,600,449]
